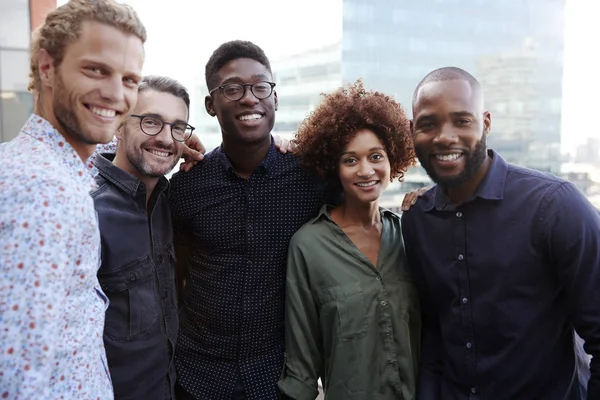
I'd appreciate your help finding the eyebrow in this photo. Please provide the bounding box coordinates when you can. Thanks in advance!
[220,74,270,85]
[415,111,475,124]
[340,146,386,156]
[141,112,188,125]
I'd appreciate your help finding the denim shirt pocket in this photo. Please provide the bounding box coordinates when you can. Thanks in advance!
[99,254,160,342]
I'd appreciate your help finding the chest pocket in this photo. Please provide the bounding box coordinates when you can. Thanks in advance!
[99,255,159,342]
[317,282,370,345]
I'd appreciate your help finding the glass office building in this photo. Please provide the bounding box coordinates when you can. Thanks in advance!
[342,0,565,173]
[0,0,56,143]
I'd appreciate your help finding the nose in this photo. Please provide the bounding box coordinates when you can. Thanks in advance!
[433,123,458,146]
[98,75,125,104]
[238,85,260,107]
[155,123,175,146]
[356,159,375,178]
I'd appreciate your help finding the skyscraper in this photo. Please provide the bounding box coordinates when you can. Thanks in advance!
[342,0,565,173]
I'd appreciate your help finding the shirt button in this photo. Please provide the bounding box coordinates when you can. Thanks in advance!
[456,212,463,218]
[466,342,473,349]
[376,276,381,281]
[471,387,477,394]
[381,300,387,307]
[462,297,469,304]
[458,254,464,261]
[129,273,136,281]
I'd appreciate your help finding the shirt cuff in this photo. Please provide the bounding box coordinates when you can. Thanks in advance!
[278,374,319,400]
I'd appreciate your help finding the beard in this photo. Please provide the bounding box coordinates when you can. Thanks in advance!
[416,130,488,188]
[53,72,97,146]
[122,126,179,178]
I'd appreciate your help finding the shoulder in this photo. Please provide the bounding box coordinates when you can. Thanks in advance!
[289,214,331,249]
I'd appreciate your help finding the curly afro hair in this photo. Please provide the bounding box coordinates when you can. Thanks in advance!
[295,79,415,191]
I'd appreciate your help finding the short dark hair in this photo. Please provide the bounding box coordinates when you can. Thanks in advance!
[413,66,481,105]
[138,75,190,111]
[204,40,272,90]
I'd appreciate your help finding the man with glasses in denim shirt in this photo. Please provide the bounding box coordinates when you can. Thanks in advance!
[92,75,194,400]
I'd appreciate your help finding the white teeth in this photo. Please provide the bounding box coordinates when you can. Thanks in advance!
[436,153,461,161]
[238,114,262,121]
[148,150,170,157]
[355,181,377,187]
[89,106,116,118]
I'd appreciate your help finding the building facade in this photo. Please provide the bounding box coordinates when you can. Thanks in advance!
[0,0,56,142]
[342,0,565,173]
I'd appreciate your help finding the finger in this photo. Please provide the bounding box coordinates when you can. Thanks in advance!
[273,135,282,148]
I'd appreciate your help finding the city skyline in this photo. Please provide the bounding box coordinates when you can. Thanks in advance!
[55,0,600,155]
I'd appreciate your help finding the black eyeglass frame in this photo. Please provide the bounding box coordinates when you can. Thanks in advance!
[130,114,195,142]
[208,81,276,101]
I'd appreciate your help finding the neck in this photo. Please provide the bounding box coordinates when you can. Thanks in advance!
[113,152,159,209]
[445,155,492,204]
[35,96,96,163]
[333,198,381,228]
[221,134,272,179]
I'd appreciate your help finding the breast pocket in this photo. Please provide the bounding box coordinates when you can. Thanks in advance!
[99,255,159,342]
[317,282,370,345]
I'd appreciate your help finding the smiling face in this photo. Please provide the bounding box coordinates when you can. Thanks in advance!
[38,21,144,159]
[205,57,278,145]
[116,90,187,179]
[338,128,392,205]
[411,79,491,188]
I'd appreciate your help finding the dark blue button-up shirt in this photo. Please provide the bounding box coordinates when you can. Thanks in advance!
[169,140,326,400]
[92,154,179,400]
[401,150,600,400]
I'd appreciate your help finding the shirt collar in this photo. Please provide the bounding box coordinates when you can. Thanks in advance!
[311,203,397,224]
[94,153,170,197]
[425,149,508,211]
[215,135,278,176]
[21,114,96,191]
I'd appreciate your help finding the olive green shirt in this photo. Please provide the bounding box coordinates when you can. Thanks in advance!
[278,205,421,400]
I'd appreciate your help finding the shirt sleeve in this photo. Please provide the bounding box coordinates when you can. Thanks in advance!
[539,182,600,400]
[0,178,76,398]
[402,211,443,400]
[278,234,323,400]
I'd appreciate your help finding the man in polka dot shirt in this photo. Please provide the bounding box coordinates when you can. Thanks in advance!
[170,41,332,400]
[0,1,146,399]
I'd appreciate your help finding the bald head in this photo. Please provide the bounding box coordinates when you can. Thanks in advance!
[413,67,483,112]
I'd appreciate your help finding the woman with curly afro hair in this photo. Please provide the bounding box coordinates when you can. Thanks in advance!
[278,80,420,400]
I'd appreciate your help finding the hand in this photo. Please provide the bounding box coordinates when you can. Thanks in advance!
[273,135,297,154]
[180,134,206,172]
[401,185,433,211]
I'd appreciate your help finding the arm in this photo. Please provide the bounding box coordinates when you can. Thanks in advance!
[540,182,600,399]
[278,239,323,400]
[402,212,443,400]
[0,180,73,398]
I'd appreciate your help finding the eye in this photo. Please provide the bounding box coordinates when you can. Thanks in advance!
[342,157,357,165]
[370,153,384,161]
[457,118,471,125]
[253,83,271,93]
[85,66,103,75]
[172,123,187,134]
[142,117,161,126]
[223,84,243,96]
[123,76,139,86]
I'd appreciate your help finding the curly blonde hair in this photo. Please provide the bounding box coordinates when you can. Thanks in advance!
[295,79,415,190]
[28,0,147,92]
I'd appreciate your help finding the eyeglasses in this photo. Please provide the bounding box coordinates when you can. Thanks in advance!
[209,81,276,102]
[130,114,195,142]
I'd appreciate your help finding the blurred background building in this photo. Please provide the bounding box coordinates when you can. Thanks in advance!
[0,0,56,142]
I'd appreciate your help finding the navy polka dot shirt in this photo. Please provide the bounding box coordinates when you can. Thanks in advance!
[169,140,326,399]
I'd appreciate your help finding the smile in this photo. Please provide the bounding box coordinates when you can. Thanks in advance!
[237,113,263,121]
[87,105,117,118]
[145,149,173,157]
[435,153,462,161]
[355,181,378,187]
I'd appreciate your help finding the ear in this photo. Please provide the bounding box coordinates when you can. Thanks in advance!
[205,95,216,117]
[483,111,491,135]
[273,90,278,111]
[409,119,415,136]
[115,125,125,141]
[37,49,55,90]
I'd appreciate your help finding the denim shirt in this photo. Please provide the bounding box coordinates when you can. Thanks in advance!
[92,154,179,400]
